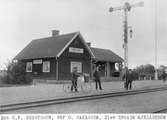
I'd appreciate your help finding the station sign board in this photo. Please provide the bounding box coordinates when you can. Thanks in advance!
[33,59,42,64]
[69,47,83,54]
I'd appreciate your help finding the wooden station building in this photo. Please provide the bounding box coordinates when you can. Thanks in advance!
[14,30,123,81]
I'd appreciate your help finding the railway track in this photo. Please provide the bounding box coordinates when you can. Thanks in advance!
[1,86,167,112]
[152,108,167,113]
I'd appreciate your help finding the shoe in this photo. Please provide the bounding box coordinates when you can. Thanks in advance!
[100,88,103,90]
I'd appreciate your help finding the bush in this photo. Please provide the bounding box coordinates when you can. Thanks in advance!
[2,60,32,84]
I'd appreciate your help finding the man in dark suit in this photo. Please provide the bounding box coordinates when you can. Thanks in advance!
[162,69,166,82]
[93,66,102,90]
[126,69,133,90]
[123,67,128,89]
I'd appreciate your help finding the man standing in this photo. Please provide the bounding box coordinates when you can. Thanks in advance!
[71,67,80,92]
[126,69,133,90]
[122,67,128,89]
[162,69,166,82]
[93,66,103,90]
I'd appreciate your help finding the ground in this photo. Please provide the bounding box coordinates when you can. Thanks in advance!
[1,80,167,113]
[3,90,167,113]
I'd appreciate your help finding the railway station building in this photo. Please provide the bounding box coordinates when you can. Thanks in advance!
[14,30,123,81]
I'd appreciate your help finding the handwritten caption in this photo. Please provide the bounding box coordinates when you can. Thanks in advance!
[1,114,167,120]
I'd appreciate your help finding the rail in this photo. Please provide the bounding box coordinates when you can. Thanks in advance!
[1,86,167,112]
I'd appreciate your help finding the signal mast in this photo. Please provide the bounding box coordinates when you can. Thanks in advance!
[109,2,144,69]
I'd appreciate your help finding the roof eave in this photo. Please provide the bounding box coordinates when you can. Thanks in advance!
[78,33,95,59]
[56,32,79,58]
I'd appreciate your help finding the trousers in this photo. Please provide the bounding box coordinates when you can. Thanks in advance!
[71,80,78,92]
[95,80,102,90]
[127,80,132,90]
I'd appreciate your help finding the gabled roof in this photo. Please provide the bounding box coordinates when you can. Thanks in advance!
[91,47,123,62]
[14,31,123,63]
[15,32,79,60]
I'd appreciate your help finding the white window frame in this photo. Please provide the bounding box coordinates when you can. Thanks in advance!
[43,61,50,72]
[26,62,32,72]
[70,61,82,73]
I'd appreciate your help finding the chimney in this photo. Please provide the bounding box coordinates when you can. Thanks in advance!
[52,30,59,36]
[87,42,91,47]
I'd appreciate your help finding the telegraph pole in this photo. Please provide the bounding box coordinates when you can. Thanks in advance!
[123,4,129,68]
[154,0,158,80]
[109,2,144,69]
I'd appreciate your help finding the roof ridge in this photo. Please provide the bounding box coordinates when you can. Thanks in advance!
[91,47,123,61]
[92,47,120,54]
[32,31,79,41]
[107,49,123,59]
[14,31,80,60]
[91,47,112,51]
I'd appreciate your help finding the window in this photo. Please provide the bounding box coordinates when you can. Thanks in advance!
[26,62,32,72]
[43,61,50,72]
[70,61,82,73]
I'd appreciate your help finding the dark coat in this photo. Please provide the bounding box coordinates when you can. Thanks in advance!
[123,71,133,82]
[93,70,100,81]
[123,71,133,89]
[71,72,79,82]
[126,71,133,82]
[162,71,166,80]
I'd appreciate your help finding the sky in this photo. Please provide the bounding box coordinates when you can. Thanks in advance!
[0,0,167,69]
